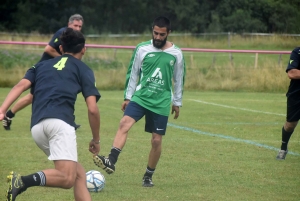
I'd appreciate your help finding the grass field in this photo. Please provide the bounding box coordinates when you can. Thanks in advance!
[0,89,299,201]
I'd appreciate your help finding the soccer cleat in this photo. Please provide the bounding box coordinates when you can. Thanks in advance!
[276,149,288,160]
[142,176,154,187]
[3,116,12,130]
[93,155,115,174]
[75,124,81,130]
[6,171,27,201]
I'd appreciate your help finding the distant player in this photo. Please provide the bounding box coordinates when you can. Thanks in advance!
[2,14,83,130]
[276,47,300,160]
[0,28,101,201]
[93,16,186,187]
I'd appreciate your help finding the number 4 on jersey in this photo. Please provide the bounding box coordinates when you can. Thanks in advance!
[53,57,68,70]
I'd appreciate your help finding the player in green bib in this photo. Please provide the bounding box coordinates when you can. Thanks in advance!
[93,16,186,187]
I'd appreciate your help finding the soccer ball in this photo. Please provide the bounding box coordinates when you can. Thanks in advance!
[86,170,105,192]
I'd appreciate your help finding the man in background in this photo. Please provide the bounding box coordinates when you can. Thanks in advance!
[2,14,83,130]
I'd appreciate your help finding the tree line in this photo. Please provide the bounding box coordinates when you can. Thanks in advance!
[1,0,300,34]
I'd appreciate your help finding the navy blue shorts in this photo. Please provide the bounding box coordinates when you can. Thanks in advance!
[124,101,168,135]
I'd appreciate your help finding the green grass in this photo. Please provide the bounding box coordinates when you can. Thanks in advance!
[0,89,299,201]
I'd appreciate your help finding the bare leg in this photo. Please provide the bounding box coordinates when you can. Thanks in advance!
[11,93,33,114]
[42,160,91,201]
[43,160,77,189]
[112,116,136,149]
[74,163,91,201]
[283,121,298,131]
[147,133,162,168]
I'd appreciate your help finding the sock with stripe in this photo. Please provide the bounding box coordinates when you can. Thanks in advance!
[108,147,121,164]
[143,166,155,178]
[21,171,46,188]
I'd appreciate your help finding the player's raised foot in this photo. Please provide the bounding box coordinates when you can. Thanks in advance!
[3,116,12,130]
[6,171,27,201]
[142,176,154,187]
[276,149,288,160]
[93,155,115,174]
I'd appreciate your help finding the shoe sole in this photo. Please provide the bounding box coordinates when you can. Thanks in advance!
[93,156,115,174]
[142,184,154,187]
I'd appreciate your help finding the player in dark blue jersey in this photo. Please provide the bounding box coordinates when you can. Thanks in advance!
[2,14,83,130]
[0,28,101,201]
[276,47,300,160]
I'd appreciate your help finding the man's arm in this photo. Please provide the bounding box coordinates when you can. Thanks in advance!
[86,95,100,155]
[0,79,31,120]
[286,48,300,79]
[44,45,61,58]
[287,69,300,79]
[172,52,186,107]
[124,47,141,100]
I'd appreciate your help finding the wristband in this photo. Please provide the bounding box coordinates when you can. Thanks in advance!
[91,139,100,144]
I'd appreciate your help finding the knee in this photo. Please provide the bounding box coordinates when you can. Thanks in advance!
[284,122,297,132]
[62,176,76,189]
[118,117,134,132]
[151,137,162,148]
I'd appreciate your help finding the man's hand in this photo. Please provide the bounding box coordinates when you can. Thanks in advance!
[121,100,130,112]
[89,140,100,156]
[171,105,180,119]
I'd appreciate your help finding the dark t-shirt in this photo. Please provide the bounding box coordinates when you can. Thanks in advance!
[286,47,300,98]
[39,27,66,62]
[24,54,101,128]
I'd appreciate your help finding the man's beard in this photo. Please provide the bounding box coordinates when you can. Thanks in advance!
[153,37,167,49]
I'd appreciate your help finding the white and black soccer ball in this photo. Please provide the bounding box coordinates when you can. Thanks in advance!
[86,170,105,192]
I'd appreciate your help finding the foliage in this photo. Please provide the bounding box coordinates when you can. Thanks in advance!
[0,0,300,34]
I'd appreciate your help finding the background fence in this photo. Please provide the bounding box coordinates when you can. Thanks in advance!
[0,40,291,68]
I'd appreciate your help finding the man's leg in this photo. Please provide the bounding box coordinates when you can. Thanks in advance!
[6,160,88,201]
[147,133,162,170]
[3,93,33,130]
[73,163,91,201]
[93,115,136,174]
[276,121,297,160]
[142,133,162,187]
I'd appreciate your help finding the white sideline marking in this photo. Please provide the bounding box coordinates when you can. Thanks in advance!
[189,99,285,116]
[168,123,300,156]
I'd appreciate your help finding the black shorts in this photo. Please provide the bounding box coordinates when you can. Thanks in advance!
[124,101,168,135]
[286,96,300,122]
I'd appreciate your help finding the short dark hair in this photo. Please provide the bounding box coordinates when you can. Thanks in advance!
[69,14,84,24]
[152,16,171,32]
[61,28,85,54]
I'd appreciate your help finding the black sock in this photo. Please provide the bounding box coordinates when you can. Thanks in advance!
[21,171,46,188]
[108,147,121,164]
[144,166,155,178]
[6,109,15,118]
[281,127,293,151]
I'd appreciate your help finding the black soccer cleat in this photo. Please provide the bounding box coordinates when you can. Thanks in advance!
[6,171,27,201]
[3,116,12,130]
[93,155,115,174]
[75,124,81,130]
[142,176,154,187]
